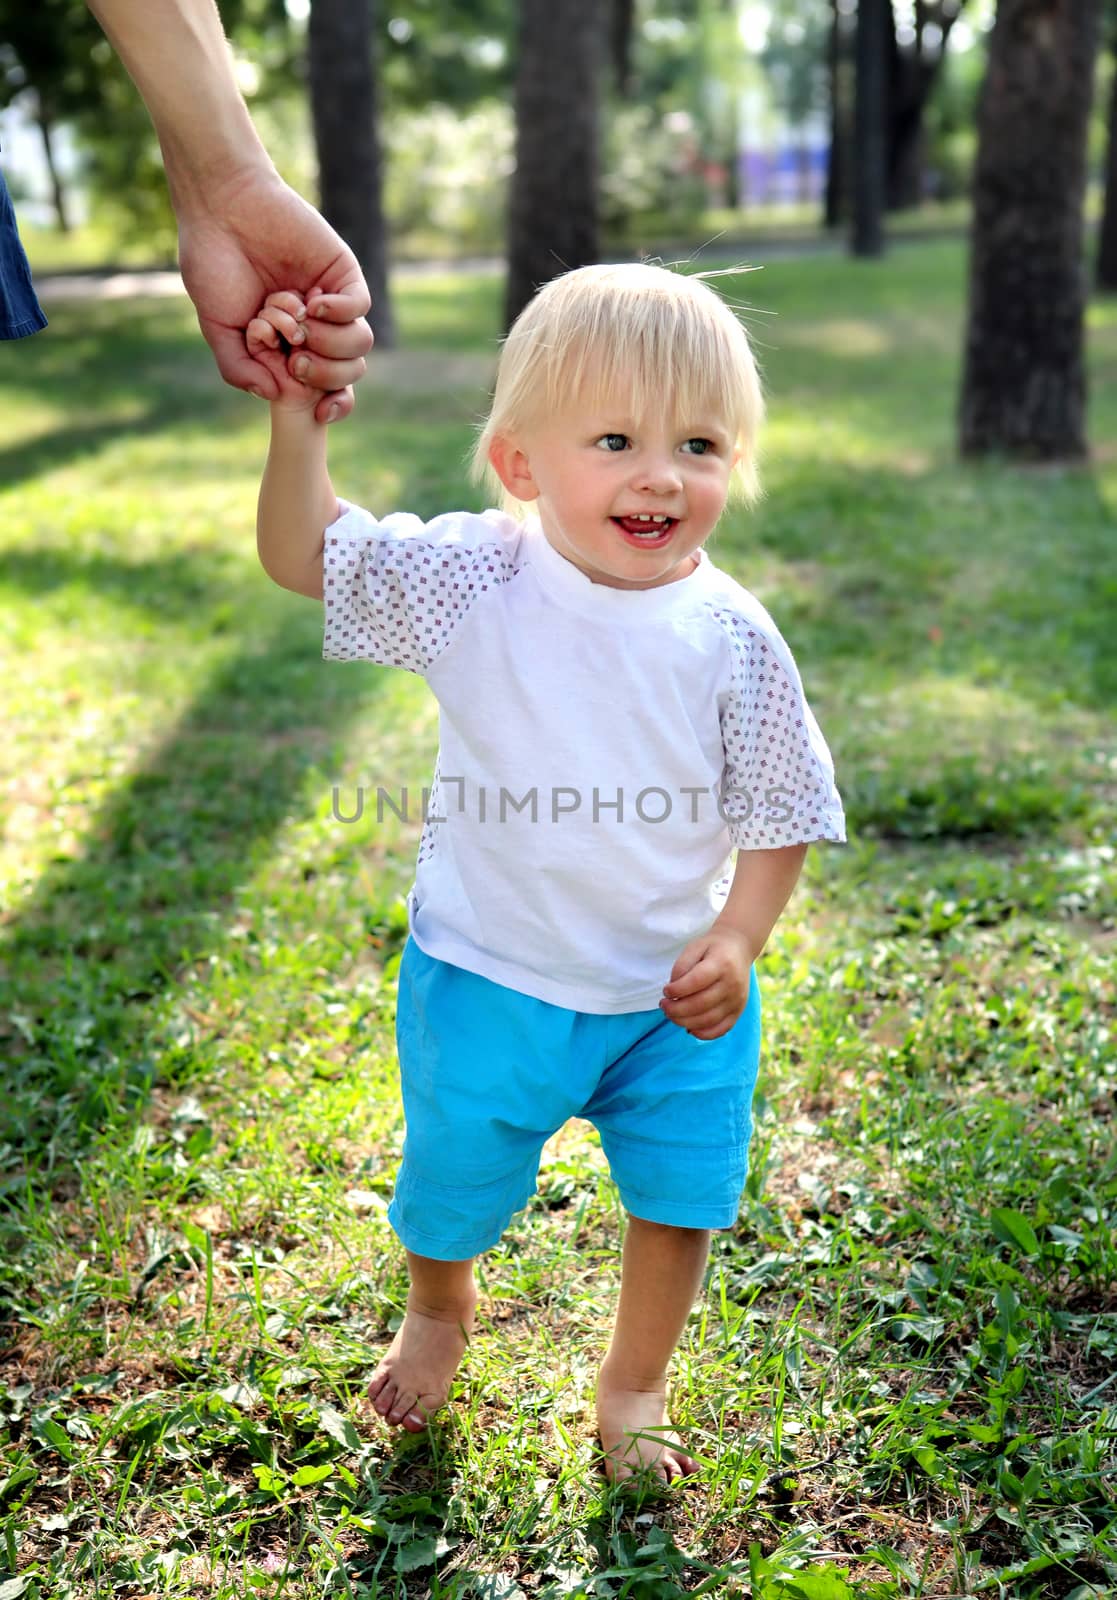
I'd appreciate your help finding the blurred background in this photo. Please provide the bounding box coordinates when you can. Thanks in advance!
[1,2,1111,312]
[2,0,995,267]
[1,10,1116,1593]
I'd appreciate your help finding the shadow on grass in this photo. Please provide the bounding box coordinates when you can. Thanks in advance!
[0,301,390,1218]
[0,619,390,1204]
[0,543,254,620]
[0,296,231,489]
[0,397,224,489]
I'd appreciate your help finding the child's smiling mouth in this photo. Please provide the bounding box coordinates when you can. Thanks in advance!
[612,514,678,546]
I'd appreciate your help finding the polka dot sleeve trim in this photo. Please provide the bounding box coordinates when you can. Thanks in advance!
[709,605,846,850]
[322,503,524,674]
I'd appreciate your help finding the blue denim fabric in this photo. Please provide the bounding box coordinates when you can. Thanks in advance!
[0,165,47,340]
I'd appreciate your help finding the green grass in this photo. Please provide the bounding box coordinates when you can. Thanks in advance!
[1,238,1115,1599]
[16,218,178,276]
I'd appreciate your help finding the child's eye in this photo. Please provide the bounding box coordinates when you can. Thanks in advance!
[595,433,630,452]
[682,438,715,456]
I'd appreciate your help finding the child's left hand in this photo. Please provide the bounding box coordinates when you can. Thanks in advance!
[660,927,753,1040]
[247,289,368,414]
[247,290,319,410]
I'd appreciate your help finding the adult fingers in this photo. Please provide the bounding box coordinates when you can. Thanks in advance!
[305,267,372,322]
[203,319,279,401]
[312,385,355,425]
[300,315,375,362]
[288,350,368,392]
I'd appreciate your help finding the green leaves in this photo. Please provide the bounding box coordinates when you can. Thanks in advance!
[990,1208,1041,1257]
[394,1533,455,1573]
[316,1402,363,1454]
[747,1546,860,1600]
[28,1416,75,1464]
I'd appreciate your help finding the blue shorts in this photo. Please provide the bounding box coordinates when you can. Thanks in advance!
[388,938,762,1260]
[0,168,47,340]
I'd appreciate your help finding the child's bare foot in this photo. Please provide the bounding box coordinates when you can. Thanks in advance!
[368,1297,475,1432]
[596,1366,700,1484]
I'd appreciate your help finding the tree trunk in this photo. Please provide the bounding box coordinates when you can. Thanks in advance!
[504,0,602,330]
[824,0,851,229]
[35,99,70,234]
[1098,39,1117,291]
[307,0,395,347]
[884,3,970,212]
[852,0,889,256]
[887,112,926,210]
[724,93,741,210]
[610,0,636,96]
[886,30,929,213]
[959,0,1102,459]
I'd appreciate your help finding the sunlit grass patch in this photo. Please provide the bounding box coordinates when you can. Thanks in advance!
[1,243,1115,1598]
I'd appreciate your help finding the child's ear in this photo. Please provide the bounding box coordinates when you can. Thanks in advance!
[488,434,540,502]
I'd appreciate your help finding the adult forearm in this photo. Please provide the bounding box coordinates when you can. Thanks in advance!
[84,0,272,205]
[257,410,338,599]
[714,844,808,957]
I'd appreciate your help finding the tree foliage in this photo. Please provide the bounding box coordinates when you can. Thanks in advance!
[378,0,513,107]
[0,0,105,119]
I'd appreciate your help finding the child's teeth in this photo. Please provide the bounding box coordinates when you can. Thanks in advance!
[618,512,672,538]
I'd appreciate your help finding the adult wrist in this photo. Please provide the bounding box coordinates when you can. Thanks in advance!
[85,0,275,214]
[162,137,276,221]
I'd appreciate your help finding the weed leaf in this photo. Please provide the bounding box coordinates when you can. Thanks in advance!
[990,1208,1040,1256]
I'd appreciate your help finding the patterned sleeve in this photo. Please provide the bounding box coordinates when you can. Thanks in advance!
[322,501,524,674]
[713,606,846,850]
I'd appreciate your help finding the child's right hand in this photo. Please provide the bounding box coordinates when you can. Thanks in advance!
[247,291,323,413]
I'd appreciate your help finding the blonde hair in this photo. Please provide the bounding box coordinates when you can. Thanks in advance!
[471,262,765,515]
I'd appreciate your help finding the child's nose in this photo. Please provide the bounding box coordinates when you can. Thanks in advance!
[633,452,683,492]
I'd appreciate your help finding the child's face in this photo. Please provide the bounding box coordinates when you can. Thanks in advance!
[491,400,738,590]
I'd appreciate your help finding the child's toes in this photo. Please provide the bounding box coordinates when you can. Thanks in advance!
[386,1387,420,1426]
[370,1377,398,1418]
[401,1404,429,1433]
[665,1447,700,1481]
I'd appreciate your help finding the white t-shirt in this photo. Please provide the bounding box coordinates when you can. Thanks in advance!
[323,502,845,1014]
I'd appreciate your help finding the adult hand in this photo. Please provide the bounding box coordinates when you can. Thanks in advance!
[177,166,374,424]
[660,927,753,1041]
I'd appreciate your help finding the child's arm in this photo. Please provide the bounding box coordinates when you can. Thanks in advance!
[252,292,343,599]
[660,844,809,1040]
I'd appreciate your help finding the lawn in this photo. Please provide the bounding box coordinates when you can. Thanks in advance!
[1,240,1115,1599]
